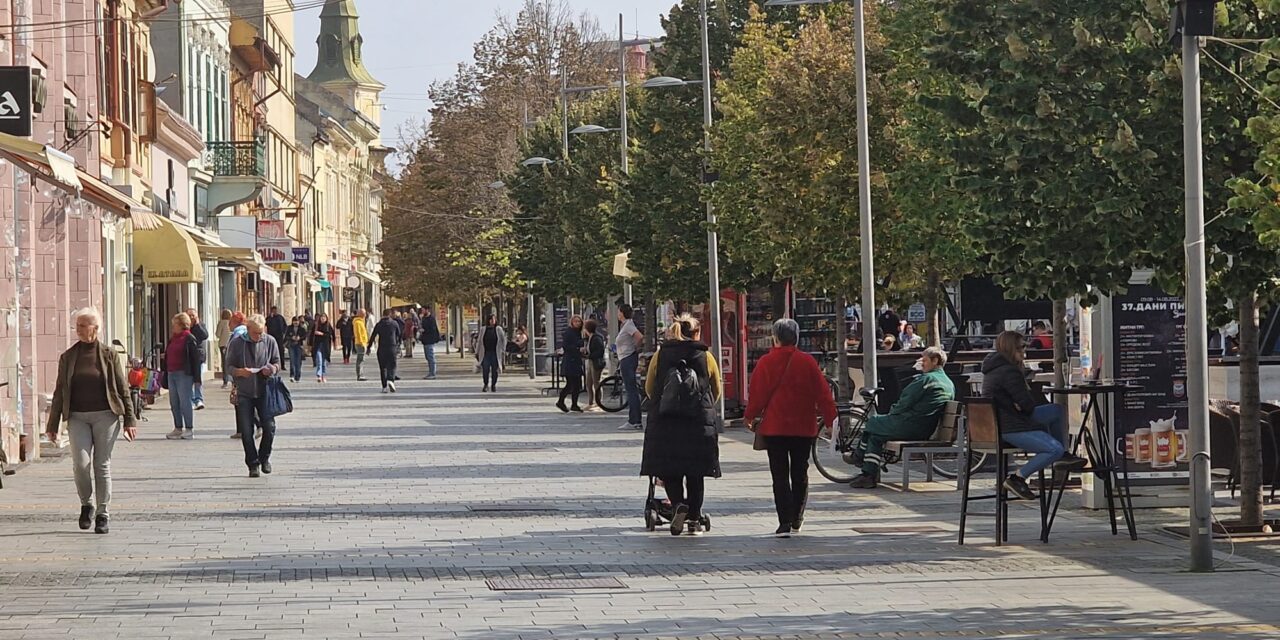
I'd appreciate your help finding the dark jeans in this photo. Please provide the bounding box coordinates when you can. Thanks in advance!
[236,394,276,468]
[766,436,813,526]
[558,374,582,408]
[621,353,641,426]
[661,475,705,519]
[482,352,500,388]
[288,345,303,381]
[378,350,398,388]
[341,337,353,361]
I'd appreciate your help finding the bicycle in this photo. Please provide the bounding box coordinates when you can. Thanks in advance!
[811,387,988,483]
[597,352,652,413]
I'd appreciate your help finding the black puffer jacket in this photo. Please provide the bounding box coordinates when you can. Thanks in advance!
[640,340,721,479]
[980,352,1043,434]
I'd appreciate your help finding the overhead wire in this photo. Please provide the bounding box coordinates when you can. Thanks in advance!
[1201,48,1280,113]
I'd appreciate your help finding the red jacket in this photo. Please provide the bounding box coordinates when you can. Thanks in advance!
[744,345,838,437]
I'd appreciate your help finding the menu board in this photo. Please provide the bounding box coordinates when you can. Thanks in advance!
[746,288,776,375]
[1111,283,1189,486]
[553,304,569,345]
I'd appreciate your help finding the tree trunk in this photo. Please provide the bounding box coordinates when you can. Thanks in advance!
[836,296,850,401]
[645,299,658,351]
[1052,299,1069,406]
[1238,293,1263,527]
[923,270,941,347]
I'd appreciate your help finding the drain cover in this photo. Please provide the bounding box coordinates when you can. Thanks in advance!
[486,577,626,591]
[851,525,947,534]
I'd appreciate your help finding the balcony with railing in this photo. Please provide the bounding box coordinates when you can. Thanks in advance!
[208,139,266,178]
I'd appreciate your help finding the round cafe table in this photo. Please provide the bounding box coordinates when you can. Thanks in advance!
[1042,383,1142,542]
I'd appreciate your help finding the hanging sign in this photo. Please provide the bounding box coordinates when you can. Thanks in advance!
[0,67,32,137]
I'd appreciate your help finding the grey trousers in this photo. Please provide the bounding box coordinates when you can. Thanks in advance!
[67,410,121,513]
[355,345,367,378]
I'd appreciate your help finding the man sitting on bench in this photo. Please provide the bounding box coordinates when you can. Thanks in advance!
[848,346,955,489]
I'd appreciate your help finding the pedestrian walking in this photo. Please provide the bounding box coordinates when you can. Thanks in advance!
[309,313,335,383]
[227,311,249,440]
[585,319,606,412]
[744,319,837,537]
[557,315,585,412]
[226,314,282,478]
[419,307,441,379]
[161,312,200,440]
[336,309,354,364]
[393,311,406,358]
[369,308,402,393]
[403,308,420,358]
[615,303,645,431]
[186,308,208,411]
[44,307,137,534]
[640,314,721,536]
[354,308,370,381]
[216,309,232,389]
[284,316,308,382]
[266,306,288,348]
[475,315,505,393]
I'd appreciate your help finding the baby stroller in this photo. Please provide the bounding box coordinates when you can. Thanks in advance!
[643,477,712,532]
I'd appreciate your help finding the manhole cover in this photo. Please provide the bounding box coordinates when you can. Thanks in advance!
[468,504,560,512]
[486,577,626,591]
[851,525,947,534]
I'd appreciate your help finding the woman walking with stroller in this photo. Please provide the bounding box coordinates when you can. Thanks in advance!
[744,318,838,538]
[557,315,586,412]
[641,314,722,536]
[309,313,336,383]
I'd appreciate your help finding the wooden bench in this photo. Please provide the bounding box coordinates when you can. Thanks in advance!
[884,401,963,490]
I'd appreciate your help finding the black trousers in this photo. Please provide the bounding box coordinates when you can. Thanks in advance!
[661,475,706,519]
[341,337,353,361]
[558,374,582,408]
[766,436,814,526]
[377,350,398,387]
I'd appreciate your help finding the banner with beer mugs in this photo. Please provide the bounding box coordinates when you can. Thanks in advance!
[1111,283,1189,486]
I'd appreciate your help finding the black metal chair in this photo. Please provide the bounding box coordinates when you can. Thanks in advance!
[958,398,1046,545]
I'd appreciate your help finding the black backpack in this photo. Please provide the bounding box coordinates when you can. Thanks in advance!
[659,358,705,419]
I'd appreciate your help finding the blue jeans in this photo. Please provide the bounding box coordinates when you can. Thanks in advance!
[1003,404,1068,478]
[191,364,204,405]
[166,372,194,430]
[236,393,276,468]
[288,345,303,381]
[482,352,500,388]
[315,351,328,378]
[620,353,641,426]
[424,343,437,377]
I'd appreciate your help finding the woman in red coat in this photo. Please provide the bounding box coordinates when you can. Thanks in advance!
[744,318,838,538]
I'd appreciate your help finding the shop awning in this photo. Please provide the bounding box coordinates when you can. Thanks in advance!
[318,279,332,289]
[133,216,204,284]
[307,277,323,293]
[354,269,382,286]
[0,132,82,192]
[258,263,281,287]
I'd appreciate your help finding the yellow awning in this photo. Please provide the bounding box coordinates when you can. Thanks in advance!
[0,131,82,191]
[133,217,203,284]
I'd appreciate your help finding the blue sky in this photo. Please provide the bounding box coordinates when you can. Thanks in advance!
[294,0,678,151]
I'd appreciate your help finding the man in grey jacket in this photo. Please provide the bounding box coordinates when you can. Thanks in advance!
[226,313,282,478]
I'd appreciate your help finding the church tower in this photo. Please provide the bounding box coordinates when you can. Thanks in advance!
[307,0,385,139]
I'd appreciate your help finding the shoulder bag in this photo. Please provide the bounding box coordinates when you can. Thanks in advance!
[750,352,796,451]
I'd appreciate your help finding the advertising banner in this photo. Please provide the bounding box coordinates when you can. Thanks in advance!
[1111,283,1189,487]
[256,220,292,264]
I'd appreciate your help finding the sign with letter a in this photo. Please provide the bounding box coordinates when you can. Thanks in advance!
[0,67,32,137]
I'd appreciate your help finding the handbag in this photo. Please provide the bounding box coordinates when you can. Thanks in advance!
[263,376,293,420]
[750,352,796,451]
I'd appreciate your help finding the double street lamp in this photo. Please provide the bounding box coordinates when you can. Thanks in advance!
[764,0,879,389]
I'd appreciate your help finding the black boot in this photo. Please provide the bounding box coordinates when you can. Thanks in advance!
[78,505,94,530]
[94,514,109,534]
[249,465,261,478]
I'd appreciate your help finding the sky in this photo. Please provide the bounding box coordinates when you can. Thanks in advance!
[294,0,679,155]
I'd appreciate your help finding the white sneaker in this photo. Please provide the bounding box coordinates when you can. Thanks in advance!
[616,423,642,431]
[166,428,184,440]
[194,401,205,410]
[381,387,389,394]
[388,382,397,393]
[181,429,194,440]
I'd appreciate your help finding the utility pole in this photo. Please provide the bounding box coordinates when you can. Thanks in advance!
[561,63,570,159]
[853,0,877,389]
[699,0,724,421]
[1179,0,1215,573]
[619,14,629,175]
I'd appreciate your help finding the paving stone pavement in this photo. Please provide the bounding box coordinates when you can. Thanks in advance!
[2,352,1280,639]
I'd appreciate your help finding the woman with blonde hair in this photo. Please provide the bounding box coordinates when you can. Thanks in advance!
[641,313,722,535]
[160,312,200,440]
[45,308,136,534]
[981,330,1086,500]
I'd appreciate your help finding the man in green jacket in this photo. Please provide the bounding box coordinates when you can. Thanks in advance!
[848,346,955,488]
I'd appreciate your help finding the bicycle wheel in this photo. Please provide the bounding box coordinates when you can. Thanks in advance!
[812,408,866,484]
[929,450,990,480]
[598,375,627,413]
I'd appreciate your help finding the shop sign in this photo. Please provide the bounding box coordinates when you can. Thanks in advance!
[0,67,32,137]
[292,247,311,264]
[256,219,292,264]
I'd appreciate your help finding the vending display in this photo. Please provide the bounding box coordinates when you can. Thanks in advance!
[745,288,776,374]
[794,296,837,357]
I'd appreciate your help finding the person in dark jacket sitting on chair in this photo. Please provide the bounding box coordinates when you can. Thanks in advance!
[848,347,955,489]
[982,331,1087,500]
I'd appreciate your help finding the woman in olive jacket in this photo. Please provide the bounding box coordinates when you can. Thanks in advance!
[641,314,722,536]
[45,308,137,534]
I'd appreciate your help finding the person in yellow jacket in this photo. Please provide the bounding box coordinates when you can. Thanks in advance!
[353,308,370,381]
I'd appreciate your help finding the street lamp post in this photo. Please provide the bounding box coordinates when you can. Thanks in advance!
[699,0,725,422]
[765,0,877,389]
